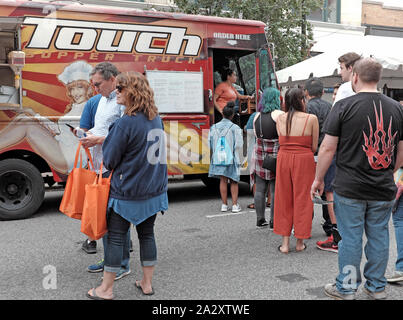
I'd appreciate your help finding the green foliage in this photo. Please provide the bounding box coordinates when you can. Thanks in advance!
[173,0,322,70]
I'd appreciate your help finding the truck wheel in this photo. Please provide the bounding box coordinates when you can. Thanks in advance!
[0,159,45,220]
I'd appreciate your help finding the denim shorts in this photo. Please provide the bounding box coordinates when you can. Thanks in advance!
[324,159,336,192]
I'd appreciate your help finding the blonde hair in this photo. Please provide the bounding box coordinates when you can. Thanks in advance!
[65,80,93,113]
[117,71,158,120]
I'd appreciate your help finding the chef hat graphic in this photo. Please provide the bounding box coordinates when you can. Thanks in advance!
[58,60,93,85]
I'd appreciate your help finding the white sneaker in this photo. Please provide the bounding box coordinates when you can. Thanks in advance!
[221,204,228,212]
[232,204,242,213]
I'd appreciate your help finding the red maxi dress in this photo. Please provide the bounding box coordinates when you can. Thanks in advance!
[274,115,316,239]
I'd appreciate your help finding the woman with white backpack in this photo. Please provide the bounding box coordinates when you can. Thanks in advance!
[208,102,243,213]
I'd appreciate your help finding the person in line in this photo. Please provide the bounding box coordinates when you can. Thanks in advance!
[274,87,319,253]
[213,67,253,122]
[245,103,271,210]
[311,58,403,300]
[80,62,132,279]
[250,87,284,229]
[208,102,243,213]
[332,83,341,102]
[386,171,403,284]
[86,71,168,300]
[333,52,361,105]
[303,77,339,253]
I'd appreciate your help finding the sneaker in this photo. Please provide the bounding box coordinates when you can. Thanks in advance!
[256,220,269,228]
[232,204,242,213]
[221,204,228,212]
[324,283,356,300]
[363,287,387,300]
[102,268,131,281]
[82,239,97,254]
[316,235,338,253]
[386,271,403,283]
[87,259,104,273]
[114,268,131,281]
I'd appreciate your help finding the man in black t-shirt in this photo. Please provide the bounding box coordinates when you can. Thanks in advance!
[311,58,403,300]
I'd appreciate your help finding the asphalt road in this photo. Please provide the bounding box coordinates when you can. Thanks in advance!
[0,179,402,302]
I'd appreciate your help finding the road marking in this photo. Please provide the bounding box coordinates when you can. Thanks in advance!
[206,212,245,218]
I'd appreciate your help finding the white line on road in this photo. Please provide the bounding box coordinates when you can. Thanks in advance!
[206,211,246,218]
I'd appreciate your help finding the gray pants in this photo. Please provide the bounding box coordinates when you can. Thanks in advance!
[254,175,275,224]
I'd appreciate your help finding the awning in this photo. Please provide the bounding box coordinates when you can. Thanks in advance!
[276,35,403,87]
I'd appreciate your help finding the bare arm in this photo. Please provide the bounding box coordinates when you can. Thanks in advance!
[394,140,403,172]
[310,134,338,198]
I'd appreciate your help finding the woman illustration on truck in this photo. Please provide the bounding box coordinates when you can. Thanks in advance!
[0,60,93,175]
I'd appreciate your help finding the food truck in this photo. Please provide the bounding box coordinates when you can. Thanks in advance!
[0,0,278,219]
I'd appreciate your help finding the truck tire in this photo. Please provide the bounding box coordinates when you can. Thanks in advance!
[0,159,45,220]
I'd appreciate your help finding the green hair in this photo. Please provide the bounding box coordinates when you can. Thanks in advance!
[259,87,280,113]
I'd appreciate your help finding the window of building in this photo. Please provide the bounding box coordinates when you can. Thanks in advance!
[308,0,341,23]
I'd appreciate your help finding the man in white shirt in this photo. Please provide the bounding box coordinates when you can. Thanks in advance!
[79,63,131,283]
[333,52,361,105]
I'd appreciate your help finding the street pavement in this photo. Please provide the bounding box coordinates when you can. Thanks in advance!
[0,179,402,302]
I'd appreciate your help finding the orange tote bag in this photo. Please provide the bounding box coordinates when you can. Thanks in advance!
[80,163,111,240]
[59,142,96,220]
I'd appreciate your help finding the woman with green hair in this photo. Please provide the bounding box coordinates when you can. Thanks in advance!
[250,87,284,228]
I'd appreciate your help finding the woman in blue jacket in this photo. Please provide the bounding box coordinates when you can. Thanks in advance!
[87,71,168,300]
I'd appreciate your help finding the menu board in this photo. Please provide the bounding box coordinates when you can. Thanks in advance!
[146,70,204,113]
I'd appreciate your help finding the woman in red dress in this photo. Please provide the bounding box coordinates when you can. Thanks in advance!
[274,87,319,254]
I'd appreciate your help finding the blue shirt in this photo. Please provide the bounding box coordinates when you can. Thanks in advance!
[79,94,102,130]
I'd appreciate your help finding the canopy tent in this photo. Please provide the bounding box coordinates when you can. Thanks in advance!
[276,35,403,89]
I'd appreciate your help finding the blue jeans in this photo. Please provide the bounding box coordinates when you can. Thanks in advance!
[104,208,157,273]
[102,231,130,271]
[334,192,393,294]
[393,198,403,272]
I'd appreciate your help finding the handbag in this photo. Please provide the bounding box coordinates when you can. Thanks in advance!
[80,162,111,240]
[59,142,96,220]
[258,113,277,173]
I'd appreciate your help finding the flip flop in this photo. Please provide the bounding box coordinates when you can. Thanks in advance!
[278,245,289,254]
[86,288,114,300]
[296,244,307,252]
[247,203,255,209]
[135,280,154,296]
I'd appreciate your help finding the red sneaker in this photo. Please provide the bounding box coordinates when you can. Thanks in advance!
[316,235,338,253]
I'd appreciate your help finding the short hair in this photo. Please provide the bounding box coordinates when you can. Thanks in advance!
[304,77,324,97]
[90,62,120,80]
[353,58,383,84]
[338,52,361,69]
[221,67,235,82]
[223,101,235,118]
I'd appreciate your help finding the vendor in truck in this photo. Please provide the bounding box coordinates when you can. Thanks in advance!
[213,67,253,122]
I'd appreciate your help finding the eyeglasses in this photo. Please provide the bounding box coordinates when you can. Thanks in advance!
[92,80,103,88]
[116,85,125,93]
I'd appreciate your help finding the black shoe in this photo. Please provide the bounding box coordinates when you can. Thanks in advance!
[269,220,274,230]
[130,240,133,253]
[256,220,269,229]
[82,239,97,254]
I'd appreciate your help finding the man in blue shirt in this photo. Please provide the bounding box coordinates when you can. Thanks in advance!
[79,94,102,131]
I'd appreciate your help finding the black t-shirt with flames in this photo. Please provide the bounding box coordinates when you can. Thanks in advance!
[324,92,403,201]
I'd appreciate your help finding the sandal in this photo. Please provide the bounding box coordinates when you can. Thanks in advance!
[247,203,255,209]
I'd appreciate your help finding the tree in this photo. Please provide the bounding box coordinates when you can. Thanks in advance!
[173,0,322,70]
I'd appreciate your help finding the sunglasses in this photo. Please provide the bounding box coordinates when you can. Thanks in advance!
[116,85,125,93]
[312,195,334,205]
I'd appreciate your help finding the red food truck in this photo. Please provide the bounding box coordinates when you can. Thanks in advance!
[0,0,278,220]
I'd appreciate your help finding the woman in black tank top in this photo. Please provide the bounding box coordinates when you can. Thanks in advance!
[250,87,284,229]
